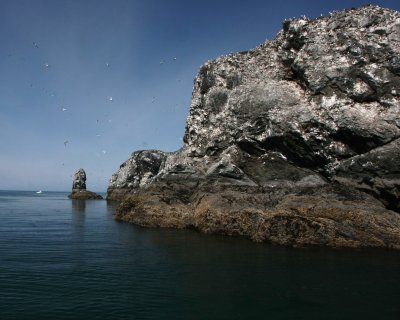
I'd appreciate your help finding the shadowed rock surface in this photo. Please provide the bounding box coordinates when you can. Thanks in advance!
[69,168,103,200]
[108,5,400,248]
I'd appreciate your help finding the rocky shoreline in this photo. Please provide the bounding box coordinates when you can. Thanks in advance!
[108,5,400,248]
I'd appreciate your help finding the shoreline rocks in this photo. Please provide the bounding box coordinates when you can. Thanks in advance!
[68,168,103,200]
[108,5,400,248]
[68,190,103,200]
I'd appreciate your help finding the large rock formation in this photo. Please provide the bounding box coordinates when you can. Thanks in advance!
[108,5,400,248]
[68,168,103,200]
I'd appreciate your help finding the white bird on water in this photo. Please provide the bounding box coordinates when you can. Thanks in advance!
[36,190,42,194]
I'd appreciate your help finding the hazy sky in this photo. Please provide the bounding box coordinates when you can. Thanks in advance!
[1,0,399,192]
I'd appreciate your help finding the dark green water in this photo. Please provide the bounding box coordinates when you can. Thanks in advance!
[0,190,399,319]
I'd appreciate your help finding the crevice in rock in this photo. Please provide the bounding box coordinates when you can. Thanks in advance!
[330,129,384,154]
[261,133,328,169]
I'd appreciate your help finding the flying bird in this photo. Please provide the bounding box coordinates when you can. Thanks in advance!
[33,41,39,48]
[61,106,67,111]
[64,140,69,147]
[109,96,113,101]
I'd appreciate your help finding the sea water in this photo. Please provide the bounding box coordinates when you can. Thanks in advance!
[0,190,399,319]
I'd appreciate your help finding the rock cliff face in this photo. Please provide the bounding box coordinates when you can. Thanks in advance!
[108,5,400,248]
[69,168,103,200]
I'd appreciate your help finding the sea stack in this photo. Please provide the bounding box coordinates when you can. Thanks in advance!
[107,5,400,248]
[68,168,103,200]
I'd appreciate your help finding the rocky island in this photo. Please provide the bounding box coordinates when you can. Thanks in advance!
[68,168,103,200]
[107,5,400,248]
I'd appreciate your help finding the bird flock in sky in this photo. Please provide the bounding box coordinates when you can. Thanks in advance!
[30,40,123,167]
[30,39,185,169]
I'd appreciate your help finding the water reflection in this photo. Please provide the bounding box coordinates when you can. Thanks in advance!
[71,200,85,244]
[106,200,118,215]
[71,199,86,214]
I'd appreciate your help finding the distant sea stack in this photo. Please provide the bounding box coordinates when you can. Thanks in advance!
[107,5,400,248]
[68,168,103,200]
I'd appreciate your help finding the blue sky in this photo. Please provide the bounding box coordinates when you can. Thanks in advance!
[1,0,399,192]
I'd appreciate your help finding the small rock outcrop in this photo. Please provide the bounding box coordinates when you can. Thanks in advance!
[107,5,400,248]
[68,168,103,200]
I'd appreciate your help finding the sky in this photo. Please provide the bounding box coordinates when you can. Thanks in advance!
[1,0,399,192]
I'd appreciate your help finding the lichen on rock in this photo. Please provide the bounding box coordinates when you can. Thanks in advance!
[107,5,400,248]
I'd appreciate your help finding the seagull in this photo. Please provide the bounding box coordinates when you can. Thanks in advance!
[109,96,113,101]
[160,59,165,64]
[61,106,67,111]
[106,62,110,67]
[64,140,69,147]
[44,63,50,68]
[33,41,39,48]
[173,57,177,61]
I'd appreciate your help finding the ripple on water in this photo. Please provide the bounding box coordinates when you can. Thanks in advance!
[0,191,400,319]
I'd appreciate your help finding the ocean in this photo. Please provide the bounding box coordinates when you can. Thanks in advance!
[0,190,399,319]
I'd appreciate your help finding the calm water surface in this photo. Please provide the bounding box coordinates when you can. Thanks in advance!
[0,190,399,319]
